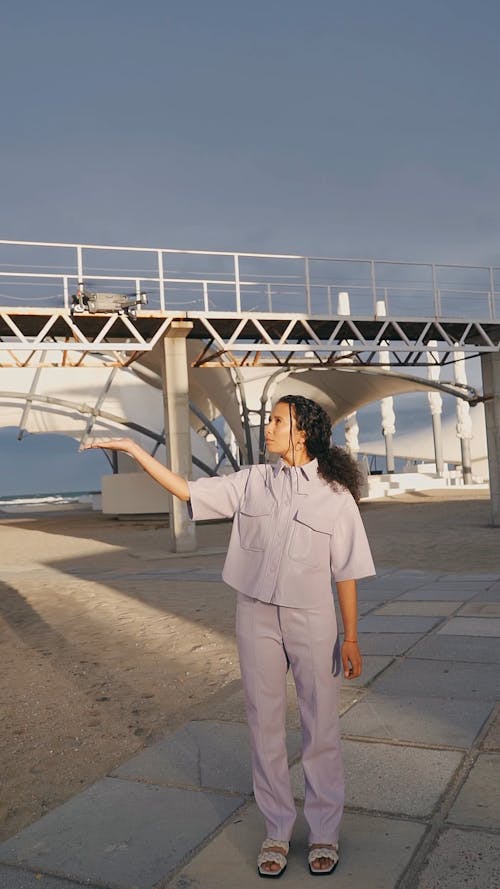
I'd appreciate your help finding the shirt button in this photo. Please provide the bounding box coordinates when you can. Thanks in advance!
[270,564,277,573]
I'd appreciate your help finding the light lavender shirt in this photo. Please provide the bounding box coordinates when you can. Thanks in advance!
[188,458,375,608]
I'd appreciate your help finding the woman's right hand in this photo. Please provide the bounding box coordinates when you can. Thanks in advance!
[80,437,136,454]
[81,436,190,500]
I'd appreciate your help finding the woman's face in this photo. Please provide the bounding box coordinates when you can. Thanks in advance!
[265,401,307,464]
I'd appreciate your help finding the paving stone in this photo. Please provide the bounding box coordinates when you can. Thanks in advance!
[408,634,500,664]
[369,571,440,584]
[357,615,441,634]
[341,656,394,688]
[359,571,438,587]
[356,633,422,655]
[358,579,424,592]
[340,693,492,747]
[374,601,459,617]
[358,566,398,578]
[358,579,419,591]
[358,600,383,615]
[371,658,499,701]
[357,587,413,602]
[365,565,396,574]
[291,740,462,817]
[0,867,99,889]
[340,686,366,716]
[417,582,476,590]
[398,587,479,601]
[415,827,500,889]
[470,586,500,603]
[457,601,500,617]
[112,720,301,794]
[0,779,243,889]
[438,617,500,637]
[447,754,500,829]
[431,582,490,589]
[390,570,442,579]
[435,573,500,582]
[482,709,500,751]
[168,803,425,889]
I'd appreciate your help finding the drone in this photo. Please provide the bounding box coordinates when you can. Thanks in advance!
[71,286,148,319]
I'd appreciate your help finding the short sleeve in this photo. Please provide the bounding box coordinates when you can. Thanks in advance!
[187,469,251,521]
[330,494,375,581]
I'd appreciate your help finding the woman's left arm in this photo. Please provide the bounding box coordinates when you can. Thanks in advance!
[336,578,362,679]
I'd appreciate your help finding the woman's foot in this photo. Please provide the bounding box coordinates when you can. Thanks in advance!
[257,838,289,878]
[308,843,339,875]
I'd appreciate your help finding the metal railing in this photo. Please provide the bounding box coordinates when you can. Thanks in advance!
[0,239,498,320]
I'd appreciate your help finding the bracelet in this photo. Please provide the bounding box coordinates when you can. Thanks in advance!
[343,639,358,643]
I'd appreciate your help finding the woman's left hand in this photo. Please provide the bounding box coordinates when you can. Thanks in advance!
[341,641,362,679]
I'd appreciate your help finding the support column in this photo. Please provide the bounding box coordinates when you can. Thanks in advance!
[162,321,196,552]
[454,350,473,485]
[376,299,396,473]
[430,411,444,476]
[481,352,500,526]
[427,342,444,476]
[338,290,360,458]
[381,402,396,473]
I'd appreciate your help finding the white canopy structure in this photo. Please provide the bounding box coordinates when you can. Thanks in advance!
[0,343,483,473]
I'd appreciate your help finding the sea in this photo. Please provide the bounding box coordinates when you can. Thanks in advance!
[0,491,100,513]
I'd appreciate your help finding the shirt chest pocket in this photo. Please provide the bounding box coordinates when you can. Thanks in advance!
[238,498,274,552]
[288,507,332,568]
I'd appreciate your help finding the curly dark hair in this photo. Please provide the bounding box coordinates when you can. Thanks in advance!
[277,394,363,502]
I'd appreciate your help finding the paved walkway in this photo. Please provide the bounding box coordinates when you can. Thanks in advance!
[0,565,499,889]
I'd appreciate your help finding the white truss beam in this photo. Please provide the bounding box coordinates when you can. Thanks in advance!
[0,307,499,368]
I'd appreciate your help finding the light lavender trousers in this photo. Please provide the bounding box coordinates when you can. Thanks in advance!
[236,592,344,845]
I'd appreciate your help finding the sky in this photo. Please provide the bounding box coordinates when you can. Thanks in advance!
[0,0,498,494]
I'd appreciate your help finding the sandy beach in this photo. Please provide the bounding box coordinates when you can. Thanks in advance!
[0,487,498,844]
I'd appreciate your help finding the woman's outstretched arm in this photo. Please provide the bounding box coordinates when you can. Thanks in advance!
[81,437,190,501]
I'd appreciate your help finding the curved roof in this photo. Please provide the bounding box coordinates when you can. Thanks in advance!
[0,343,482,467]
[135,341,479,450]
[271,365,477,422]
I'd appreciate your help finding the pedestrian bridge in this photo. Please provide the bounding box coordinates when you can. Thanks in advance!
[0,239,499,367]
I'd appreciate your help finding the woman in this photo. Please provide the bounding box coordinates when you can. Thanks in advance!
[84,394,375,877]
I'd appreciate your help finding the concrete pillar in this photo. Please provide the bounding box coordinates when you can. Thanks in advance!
[338,290,359,457]
[162,321,196,552]
[454,349,473,485]
[460,437,473,486]
[481,352,500,526]
[376,299,395,472]
[384,425,396,473]
[427,342,444,476]
[380,388,396,471]
[430,413,444,476]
